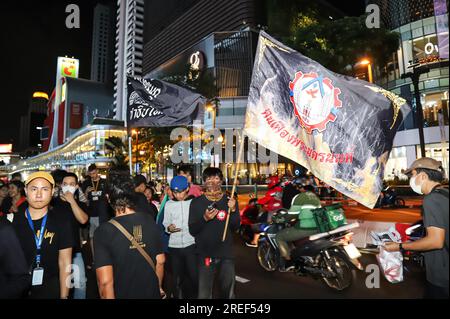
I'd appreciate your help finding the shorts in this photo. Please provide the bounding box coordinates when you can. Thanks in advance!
[89,217,100,238]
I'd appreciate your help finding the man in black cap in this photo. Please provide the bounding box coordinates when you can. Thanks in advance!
[385,157,448,299]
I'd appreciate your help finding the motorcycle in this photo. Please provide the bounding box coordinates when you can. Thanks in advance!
[256,209,363,291]
[239,184,283,244]
[375,187,405,208]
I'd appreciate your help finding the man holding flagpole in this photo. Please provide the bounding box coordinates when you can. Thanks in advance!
[188,167,240,299]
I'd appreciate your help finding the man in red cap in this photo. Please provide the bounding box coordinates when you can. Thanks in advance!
[385,157,448,299]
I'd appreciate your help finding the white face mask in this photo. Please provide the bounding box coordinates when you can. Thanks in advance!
[409,175,423,195]
[62,185,77,194]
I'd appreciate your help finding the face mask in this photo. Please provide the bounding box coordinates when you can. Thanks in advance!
[62,185,77,194]
[409,175,423,195]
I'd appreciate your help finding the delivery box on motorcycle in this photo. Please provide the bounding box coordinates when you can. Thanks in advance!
[312,204,347,233]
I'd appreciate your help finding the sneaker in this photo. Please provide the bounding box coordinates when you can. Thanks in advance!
[245,242,258,248]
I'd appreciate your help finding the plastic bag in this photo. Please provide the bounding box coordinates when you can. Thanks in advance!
[377,245,404,283]
[372,227,404,283]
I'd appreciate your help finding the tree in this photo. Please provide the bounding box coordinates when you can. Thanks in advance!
[287,15,400,74]
[264,0,400,75]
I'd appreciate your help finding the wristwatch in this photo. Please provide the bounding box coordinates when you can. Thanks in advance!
[399,243,406,254]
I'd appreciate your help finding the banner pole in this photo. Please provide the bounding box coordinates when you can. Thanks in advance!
[222,131,245,242]
[128,136,133,175]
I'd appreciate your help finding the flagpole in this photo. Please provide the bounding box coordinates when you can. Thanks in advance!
[222,131,245,242]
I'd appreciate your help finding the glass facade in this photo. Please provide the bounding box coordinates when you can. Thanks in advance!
[9,125,127,175]
[375,14,449,132]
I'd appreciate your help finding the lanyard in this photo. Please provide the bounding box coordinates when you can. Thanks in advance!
[92,179,100,192]
[26,208,48,267]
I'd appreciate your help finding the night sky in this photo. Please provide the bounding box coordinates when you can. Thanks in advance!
[0,0,365,147]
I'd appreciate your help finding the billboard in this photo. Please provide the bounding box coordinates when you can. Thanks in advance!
[56,57,79,79]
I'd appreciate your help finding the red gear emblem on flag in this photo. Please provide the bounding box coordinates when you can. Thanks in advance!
[289,71,342,134]
[216,210,227,221]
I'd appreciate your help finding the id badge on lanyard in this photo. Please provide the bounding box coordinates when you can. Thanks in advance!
[26,209,48,286]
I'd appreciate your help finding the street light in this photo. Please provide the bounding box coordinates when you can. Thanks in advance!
[358,58,373,83]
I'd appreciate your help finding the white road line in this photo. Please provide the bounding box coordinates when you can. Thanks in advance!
[235,275,250,283]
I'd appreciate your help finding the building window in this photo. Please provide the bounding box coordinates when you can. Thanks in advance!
[417,142,450,176]
[422,91,449,127]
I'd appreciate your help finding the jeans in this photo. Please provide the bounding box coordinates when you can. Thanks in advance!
[72,252,86,299]
[168,245,198,299]
[198,257,235,299]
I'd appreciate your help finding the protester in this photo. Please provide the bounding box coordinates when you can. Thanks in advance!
[81,164,110,256]
[11,172,22,182]
[94,168,165,299]
[144,186,160,210]
[0,182,10,216]
[133,174,158,220]
[163,176,198,299]
[12,172,73,299]
[385,158,449,299]
[51,172,89,299]
[178,165,203,198]
[0,217,30,298]
[189,167,240,299]
[8,180,27,214]
[50,169,68,199]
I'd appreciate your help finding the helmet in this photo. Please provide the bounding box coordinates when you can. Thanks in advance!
[292,176,307,187]
[264,198,282,212]
[266,176,280,189]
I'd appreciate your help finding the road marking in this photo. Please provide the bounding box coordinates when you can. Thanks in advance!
[235,275,250,283]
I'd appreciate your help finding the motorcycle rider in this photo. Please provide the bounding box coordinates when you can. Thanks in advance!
[281,176,306,209]
[385,158,448,299]
[275,185,322,271]
[245,176,282,248]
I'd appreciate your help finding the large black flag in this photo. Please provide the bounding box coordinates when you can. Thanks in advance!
[127,76,205,127]
[244,31,411,208]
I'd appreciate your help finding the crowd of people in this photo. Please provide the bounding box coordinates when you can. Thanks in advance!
[0,164,239,299]
[0,158,448,299]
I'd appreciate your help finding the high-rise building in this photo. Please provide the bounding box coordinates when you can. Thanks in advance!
[18,92,48,152]
[113,0,144,121]
[91,3,116,85]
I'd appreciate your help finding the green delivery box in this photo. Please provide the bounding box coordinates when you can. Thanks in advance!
[312,204,347,233]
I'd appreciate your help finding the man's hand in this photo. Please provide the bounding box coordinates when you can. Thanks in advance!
[86,186,94,193]
[167,224,181,233]
[384,242,400,252]
[61,192,76,205]
[227,197,236,211]
[203,208,218,221]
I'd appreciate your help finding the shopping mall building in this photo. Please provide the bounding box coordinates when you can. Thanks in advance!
[370,0,449,179]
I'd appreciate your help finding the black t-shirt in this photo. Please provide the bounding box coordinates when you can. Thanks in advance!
[0,218,31,298]
[135,192,158,220]
[94,212,163,299]
[51,196,88,253]
[423,188,449,288]
[81,178,110,221]
[12,205,74,298]
[188,194,240,259]
[282,183,300,209]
